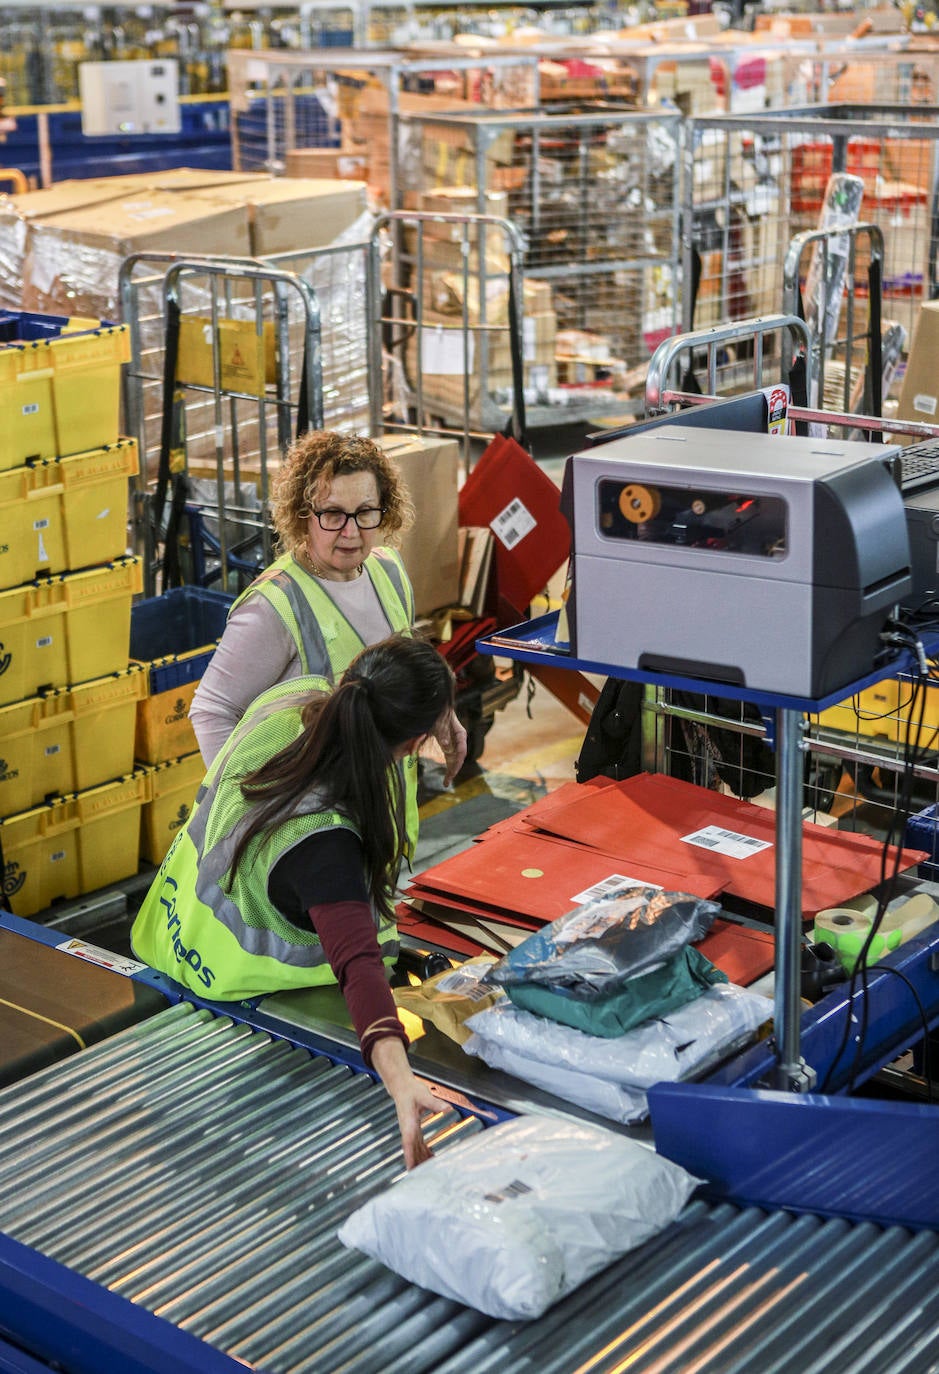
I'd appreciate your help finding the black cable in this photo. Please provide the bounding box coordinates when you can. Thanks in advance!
[863,962,935,1104]
[846,676,923,1091]
[818,640,935,1093]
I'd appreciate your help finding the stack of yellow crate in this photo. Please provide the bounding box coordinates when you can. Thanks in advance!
[0,312,145,918]
[130,585,232,866]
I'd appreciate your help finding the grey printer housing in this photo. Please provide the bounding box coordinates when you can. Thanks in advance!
[561,427,912,698]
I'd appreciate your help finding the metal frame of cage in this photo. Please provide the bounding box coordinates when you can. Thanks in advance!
[365,208,528,466]
[119,251,325,596]
[226,46,540,185]
[640,314,939,832]
[779,44,939,108]
[682,103,939,389]
[120,212,524,593]
[393,102,683,431]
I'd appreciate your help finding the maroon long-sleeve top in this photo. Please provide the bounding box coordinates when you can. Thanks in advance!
[267,827,407,1068]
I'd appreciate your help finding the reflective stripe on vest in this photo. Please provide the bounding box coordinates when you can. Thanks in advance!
[234,546,414,681]
[131,677,400,1001]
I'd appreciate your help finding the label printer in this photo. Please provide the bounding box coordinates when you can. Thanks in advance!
[560,427,912,699]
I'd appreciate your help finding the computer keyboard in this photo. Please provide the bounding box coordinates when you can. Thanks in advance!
[898,437,939,493]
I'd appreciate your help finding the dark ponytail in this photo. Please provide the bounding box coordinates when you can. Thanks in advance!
[230,634,455,918]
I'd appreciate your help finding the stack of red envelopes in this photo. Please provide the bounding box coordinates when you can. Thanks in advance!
[401,773,929,984]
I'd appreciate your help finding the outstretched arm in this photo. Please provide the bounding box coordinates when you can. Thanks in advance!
[369,1036,441,1169]
[306,896,440,1169]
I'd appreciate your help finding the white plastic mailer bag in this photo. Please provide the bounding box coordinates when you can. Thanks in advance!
[462,1036,651,1123]
[337,1116,699,1320]
[465,983,773,1091]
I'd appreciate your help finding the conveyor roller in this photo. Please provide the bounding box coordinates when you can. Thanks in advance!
[0,1002,936,1372]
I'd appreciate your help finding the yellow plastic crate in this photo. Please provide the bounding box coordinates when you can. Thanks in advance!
[815,679,901,744]
[134,681,202,765]
[816,677,939,753]
[0,555,142,708]
[0,345,56,473]
[49,323,131,457]
[0,771,146,918]
[0,665,147,817]
[0,316,131,470]
[0,438,139,590]
[140,751,204,865]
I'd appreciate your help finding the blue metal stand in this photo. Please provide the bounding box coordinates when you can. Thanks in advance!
[476,612,929,1092]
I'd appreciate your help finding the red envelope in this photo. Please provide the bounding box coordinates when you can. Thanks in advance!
[407,826,724,923]
[458,435,570,616]
[697,919,775,986]
[395,903,486,958]
[522,773,927,919]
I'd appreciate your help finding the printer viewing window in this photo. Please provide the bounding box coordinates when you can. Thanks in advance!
[597,479,788,557]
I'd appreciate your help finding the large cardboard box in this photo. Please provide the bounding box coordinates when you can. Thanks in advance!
[0,179,140,311]
[897,299,939,426]
[22,192,252,319]
[377,432,460,615]
[187,177,367,256]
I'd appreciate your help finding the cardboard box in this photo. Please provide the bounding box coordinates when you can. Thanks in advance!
[0,179,141,312]
[22,192,252,318]
[6,179,140,221]
[422,272,553,327]
[187,177,367,256]
[284,147,369,181]
[897,299,939,425]
[418,186,509,236]
[376,432,460,615]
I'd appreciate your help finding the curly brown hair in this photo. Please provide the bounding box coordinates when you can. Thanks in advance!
[271,431,415,557]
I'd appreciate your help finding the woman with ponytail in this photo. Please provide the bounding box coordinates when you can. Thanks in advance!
[132,634,456,1169]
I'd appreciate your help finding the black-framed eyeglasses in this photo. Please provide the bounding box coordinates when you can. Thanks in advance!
[311,507,385,531]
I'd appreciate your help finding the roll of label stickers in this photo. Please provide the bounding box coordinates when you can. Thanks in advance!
[813,908,900,970]
[814,894,939,971]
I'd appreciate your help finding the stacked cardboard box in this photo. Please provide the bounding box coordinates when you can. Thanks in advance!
[285,147,369,182]
[1,171,370,320]
[185,176,368,256]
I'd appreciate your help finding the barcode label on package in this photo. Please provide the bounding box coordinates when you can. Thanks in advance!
[435,968,491,1001]
[484,1179,534,1204]
[681,825,772,859]
[571,873,661,904]
[490,498,535,549]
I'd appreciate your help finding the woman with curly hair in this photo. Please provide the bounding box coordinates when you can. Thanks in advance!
[190,432,467,825]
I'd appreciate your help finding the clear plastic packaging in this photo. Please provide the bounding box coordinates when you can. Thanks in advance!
[463,1037,651,1124]
[484,885,721,996]
[465,983,773,1091]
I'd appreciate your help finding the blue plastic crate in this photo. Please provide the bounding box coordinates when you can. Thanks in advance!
[130,586,233,694]
[905,802,939,881]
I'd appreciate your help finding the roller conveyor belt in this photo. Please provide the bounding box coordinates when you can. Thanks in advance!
[2,1001,939,1374]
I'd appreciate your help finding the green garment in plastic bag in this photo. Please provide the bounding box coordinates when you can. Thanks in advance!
[506,946,727,1038]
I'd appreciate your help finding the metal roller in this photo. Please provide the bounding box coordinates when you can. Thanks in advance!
[0,1002,937,1373]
